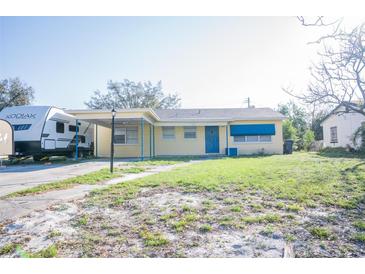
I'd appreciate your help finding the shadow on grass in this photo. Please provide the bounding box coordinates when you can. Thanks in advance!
[317,148,365,159]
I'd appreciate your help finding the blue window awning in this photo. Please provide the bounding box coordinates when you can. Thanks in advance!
[230,124,275,136]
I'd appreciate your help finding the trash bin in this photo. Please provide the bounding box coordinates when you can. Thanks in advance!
[283,140,294,154]
[225,147,238,156]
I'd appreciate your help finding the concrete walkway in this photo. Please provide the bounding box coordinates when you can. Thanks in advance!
[0,159,129,197]
[0,163,190,222]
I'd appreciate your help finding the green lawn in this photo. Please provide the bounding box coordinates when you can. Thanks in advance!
[3,152,365,258]
[90,152,365,209]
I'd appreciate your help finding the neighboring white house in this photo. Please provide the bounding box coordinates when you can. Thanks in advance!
[321,105,365,149]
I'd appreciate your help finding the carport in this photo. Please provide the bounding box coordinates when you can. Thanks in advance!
[66,109,159,160]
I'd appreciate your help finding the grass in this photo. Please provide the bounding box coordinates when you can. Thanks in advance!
[5,165,150,198]
[310,227,333,240]
[7,168,122,197]
[286,204,303,212]
[353,221,365,231]
[79,153,365,212]
[0,243,18,255]
[352,232,365,243]
[199,224,212,233]
[15,245,58,258]
[241,213,281,224]
[139,230,169,246]
[48,230,62,238]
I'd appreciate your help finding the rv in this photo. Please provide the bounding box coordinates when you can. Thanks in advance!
[0,106,93,160]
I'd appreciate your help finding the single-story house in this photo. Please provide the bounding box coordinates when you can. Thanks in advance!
[321,105,365,149]
[67,107,285,158]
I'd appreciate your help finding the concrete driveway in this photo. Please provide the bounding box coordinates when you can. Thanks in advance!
[0,159,128,197]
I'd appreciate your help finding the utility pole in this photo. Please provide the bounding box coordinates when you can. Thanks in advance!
[243,97,250,108]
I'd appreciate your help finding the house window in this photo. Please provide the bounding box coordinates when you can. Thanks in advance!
[115,127,138,144]
[246,135,259,142]
[184,126,197,139]
[162,126,175,139]
[330,126,338,143]
[259,135,272,142]
[79,135,86,143]
[233,135,272,143]
[56,122,64,133]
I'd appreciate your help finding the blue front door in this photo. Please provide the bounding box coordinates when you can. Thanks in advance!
[205,126,219,153]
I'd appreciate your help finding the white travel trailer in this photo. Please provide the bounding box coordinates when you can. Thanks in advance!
[0,106,93,160]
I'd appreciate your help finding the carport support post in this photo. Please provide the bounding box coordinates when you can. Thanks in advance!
[149,123,152,159]
[226,123,229,157]
[152,125,155,157]
[75,119,79,161]
[140,118,144,161]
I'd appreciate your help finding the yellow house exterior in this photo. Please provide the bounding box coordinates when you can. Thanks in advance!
[67,108,285,158]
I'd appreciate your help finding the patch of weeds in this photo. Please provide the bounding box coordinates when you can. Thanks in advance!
[101,223,112,230]
[139,230,169,246]
[172,220,188,232]
[275,202,285,209]
[250,203,264,212]
[199,224,212,233]
[111,197,125,207]
[160,213,177,222]
[48,230,62,238]
[285,214,296,220]
[185,213,198,222]
[352,232,365,243]
[304,200,317,208]
[353,221,365,231]
[107,229,120,237]
[0,243,18,255]
[260,225,275,236]
[77,214,89,226]
[122,167,146,174]
[29,245,58,258]
[230,206,242,212]
[284,234,296,242]
[241,214,281,224]
[223,198,236,205]
[286,204,303,213]
[202,200,216,210]
[182,204,195,212]
[310,227,333,240]
[144,218,156,225]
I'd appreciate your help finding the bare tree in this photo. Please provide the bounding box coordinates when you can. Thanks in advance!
[285,17,365,116]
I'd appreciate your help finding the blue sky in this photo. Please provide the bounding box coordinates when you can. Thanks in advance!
[0,16,330,109]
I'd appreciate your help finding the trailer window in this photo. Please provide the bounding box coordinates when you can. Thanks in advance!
[13,124,31,131]
[69,125,79,132]
[80,135,86,143]
[56,122,65,133]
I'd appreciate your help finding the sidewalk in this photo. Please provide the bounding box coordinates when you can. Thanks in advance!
[0,162,190,222]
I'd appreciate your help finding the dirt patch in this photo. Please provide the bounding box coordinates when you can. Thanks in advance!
[1,186,365,257]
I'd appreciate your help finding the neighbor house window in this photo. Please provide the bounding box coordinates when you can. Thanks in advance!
[233,135,272,143]
[56,122,65,133]
[115,127,138,144]
[162,126,175,139]
[330,126,338,143]
[184,126,197,139]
